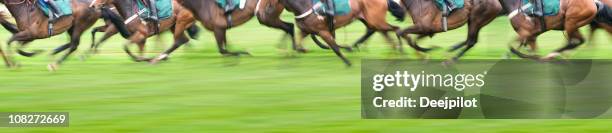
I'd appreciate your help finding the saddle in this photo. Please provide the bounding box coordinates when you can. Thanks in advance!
[434,0,464,16]
[37,0,73,36]
[434,0,464,31]
[217,0,246,14]
[521,0,560,17]
[216,0,247,28]
[521,0,560,32]
[312,0,351,17]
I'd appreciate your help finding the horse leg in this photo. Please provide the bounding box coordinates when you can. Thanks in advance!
[310,34,331,50]
[543,31,585,60]
[92,26,118,53]
[0,44,9,67]
[54,28,86,65]
[353,28,376,48]
[16,41,42,57]
[317,31,351,66]
[379,31,404,53]
[399,26,437,52]
[258,16,298,51]
[213,28,250,56]
[137,40,146,58]
[89,25,106,50]
[352,19,376,48]
[452,14,498,60]
[509,33,542,59]
[4,31,37,67]
[122,33,150,62]
[150,22,191,64]
[587,22,599,46]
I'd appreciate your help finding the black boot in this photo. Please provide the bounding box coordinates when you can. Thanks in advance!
[47,0,63,22]
[148,0,159,21]
[147,0,160,33]
[532,0,544,16]
[225,0,235,14]
[323,0,335,16]
[444,0,456,12]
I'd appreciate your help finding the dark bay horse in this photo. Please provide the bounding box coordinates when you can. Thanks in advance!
[502,0,598,60]
[91,0,197,64]
[391,0,503,61]
[281,0,406,66]
[0,0,101,69]
[177,0,298,56]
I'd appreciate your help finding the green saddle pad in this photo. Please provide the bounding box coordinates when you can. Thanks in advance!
[312,0,351,16]
[136,0,173,20]
[38,0,73,17]
[521,0,560,16]
[216,0,241,8]
[434,0,465,11]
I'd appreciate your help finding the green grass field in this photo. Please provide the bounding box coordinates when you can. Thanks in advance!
[1,12,611,132]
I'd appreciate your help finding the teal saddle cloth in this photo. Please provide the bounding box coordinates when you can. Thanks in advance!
[521,0,560,16]
[312,0,351,16]
[135,0,174,20]
[38,0,73,17]
[434,0,465,11]
[216,0,241,8]
[216,0,351,16]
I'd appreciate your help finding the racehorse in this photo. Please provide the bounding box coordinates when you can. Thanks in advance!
[87,21,200,54]
[177,0,300,56]
[0,0,101,69]
[502,0,598,60]
[388,0,503,61]
[90,0,197,64]
[280,0,406,66]
[85,6,201,57]
[354,0,502,60]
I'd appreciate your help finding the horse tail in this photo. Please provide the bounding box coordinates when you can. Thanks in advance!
[0,12,19,34]
[594,2,612,24]
[100,7,132,38]
[186,24,201,40]
[387,0,406,22]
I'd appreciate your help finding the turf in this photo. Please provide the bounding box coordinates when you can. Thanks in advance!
[0,12,611,132]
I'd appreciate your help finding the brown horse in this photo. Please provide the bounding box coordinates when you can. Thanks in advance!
[87,22,200,55]
[503,0,598,60]
[177,0,300,56]
[0,0,101,69]
[281,0,406,66]
[85,7,201,57]
[91,0,197,64]
[384,0,502,61]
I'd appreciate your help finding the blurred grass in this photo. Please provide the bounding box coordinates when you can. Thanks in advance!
[0,11,611,133]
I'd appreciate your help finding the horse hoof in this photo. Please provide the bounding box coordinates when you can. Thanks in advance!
[343,47,354,52]
[296,48,309,53]
[222,53,240,57]
[79,55,87,61]
[442,58,457,66]
[541,52,562,61]
[222,51,251,57]
[47,63,58,72]
[149,59,160,65]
